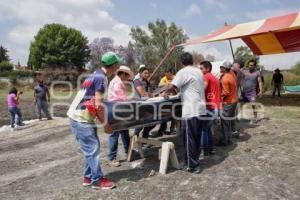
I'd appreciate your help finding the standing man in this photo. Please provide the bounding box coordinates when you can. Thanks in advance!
[241,59,263,123]
[133,67,155,139]
[34,80,52,120]
[220,61,238,146]
[272,68,284,97]
[156,67,176,136]
[199,61,221,156]
[166,52,206,173]
[67,52,122,190]
[107,66,134,167]
[231,60,244,97]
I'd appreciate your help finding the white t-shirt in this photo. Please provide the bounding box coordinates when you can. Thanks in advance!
[172,66,206,119]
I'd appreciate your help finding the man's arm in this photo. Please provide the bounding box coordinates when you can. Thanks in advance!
[221,79,230,99]
[33,89,37,103]
[136,86,152,97]
[165,83,178,95]
[258,76,264,96]
[204,80,208,90]
[46,87,51,103]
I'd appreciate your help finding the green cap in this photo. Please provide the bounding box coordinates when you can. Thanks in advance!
[100,52,123,66]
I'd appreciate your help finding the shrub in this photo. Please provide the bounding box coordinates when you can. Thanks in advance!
[0,61,14,72]
[292,62,300,75]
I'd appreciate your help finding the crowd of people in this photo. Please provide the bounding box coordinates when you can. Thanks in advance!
[64,51,268,190]
[5,47,286,190]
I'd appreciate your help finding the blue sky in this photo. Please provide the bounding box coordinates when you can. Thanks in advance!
[1,0,300,70]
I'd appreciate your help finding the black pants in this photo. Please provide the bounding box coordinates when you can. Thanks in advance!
[134,125,155,138]
[273,83,281,97]
[158,119,176,133]
[182,116,204,169]
[221,103,237,146]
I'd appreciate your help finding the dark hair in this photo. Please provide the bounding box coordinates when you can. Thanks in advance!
[9,87,18,95]
[233,59,244,68]
[248,59,256,66]
[139,67,149,73]
[117,71,126,76]
[164,67,173,74]
[180,52,193,66]
[200,61,212,72]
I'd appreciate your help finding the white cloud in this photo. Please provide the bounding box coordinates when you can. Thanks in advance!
[150,3,158,9]
[184,4,201,17]
[0,0,131,65]
[204,0,227,10]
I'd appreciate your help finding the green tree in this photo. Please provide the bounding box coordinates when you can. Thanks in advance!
[234,46,259,68]
[0,61,14,72]
[292,62,300,75]
[28,23,90,70]
[130,19,188,78]
[0,46,10,63]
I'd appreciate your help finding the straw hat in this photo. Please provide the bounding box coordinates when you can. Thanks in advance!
[117,65,134,80]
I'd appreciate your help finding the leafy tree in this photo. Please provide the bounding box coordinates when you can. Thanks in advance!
[0,46,10,63]
[89,37,140,70]
[292,62,300,75]
[89,37,114,67]
[28,23,90,70]
[205,54,215,62]
[0,61,14,72]
[234,46,259,68]
[192,51,205,66]
[130,19,188,78]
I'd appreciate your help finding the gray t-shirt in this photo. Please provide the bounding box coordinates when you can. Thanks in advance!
[242,70,261,92]
[133,78,152,98]
[172,66,206,119]
[34,85,49,101]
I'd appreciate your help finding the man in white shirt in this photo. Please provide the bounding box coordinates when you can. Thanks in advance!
[166,52,206,173]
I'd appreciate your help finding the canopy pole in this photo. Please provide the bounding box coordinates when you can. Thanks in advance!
[228,39,235,60]
[149,45,176,81]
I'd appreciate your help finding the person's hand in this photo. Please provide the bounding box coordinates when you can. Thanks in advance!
[258,92,263,98]
[103,123,113,134]
[148,93,153,98]
[163,93,169,100]
[33,99,37,103]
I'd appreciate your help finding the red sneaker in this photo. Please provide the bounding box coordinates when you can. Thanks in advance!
[82,177,92,187]
[92,177,116,190]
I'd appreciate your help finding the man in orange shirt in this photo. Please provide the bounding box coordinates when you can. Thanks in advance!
[220,61,238,146]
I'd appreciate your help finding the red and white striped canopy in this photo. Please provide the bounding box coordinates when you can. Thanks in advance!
[181,12,300,55]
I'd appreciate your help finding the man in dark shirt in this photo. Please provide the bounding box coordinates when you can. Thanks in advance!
[272,68,284,97]
[34,80,52,120]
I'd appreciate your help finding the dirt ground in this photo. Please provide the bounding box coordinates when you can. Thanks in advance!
[0,95,299,200]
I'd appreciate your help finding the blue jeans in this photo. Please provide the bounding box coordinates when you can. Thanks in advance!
[8,107,22,128]
[202,109,219,155]
[36,100,51,119]
[108,130,130,161]
[69,119,103,183]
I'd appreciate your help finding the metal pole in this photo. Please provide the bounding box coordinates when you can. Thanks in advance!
[149,45,176,81]
[229,39,235,61]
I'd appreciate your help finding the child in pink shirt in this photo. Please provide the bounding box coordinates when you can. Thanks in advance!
[7,87,24,128]
[107,66,134,167]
